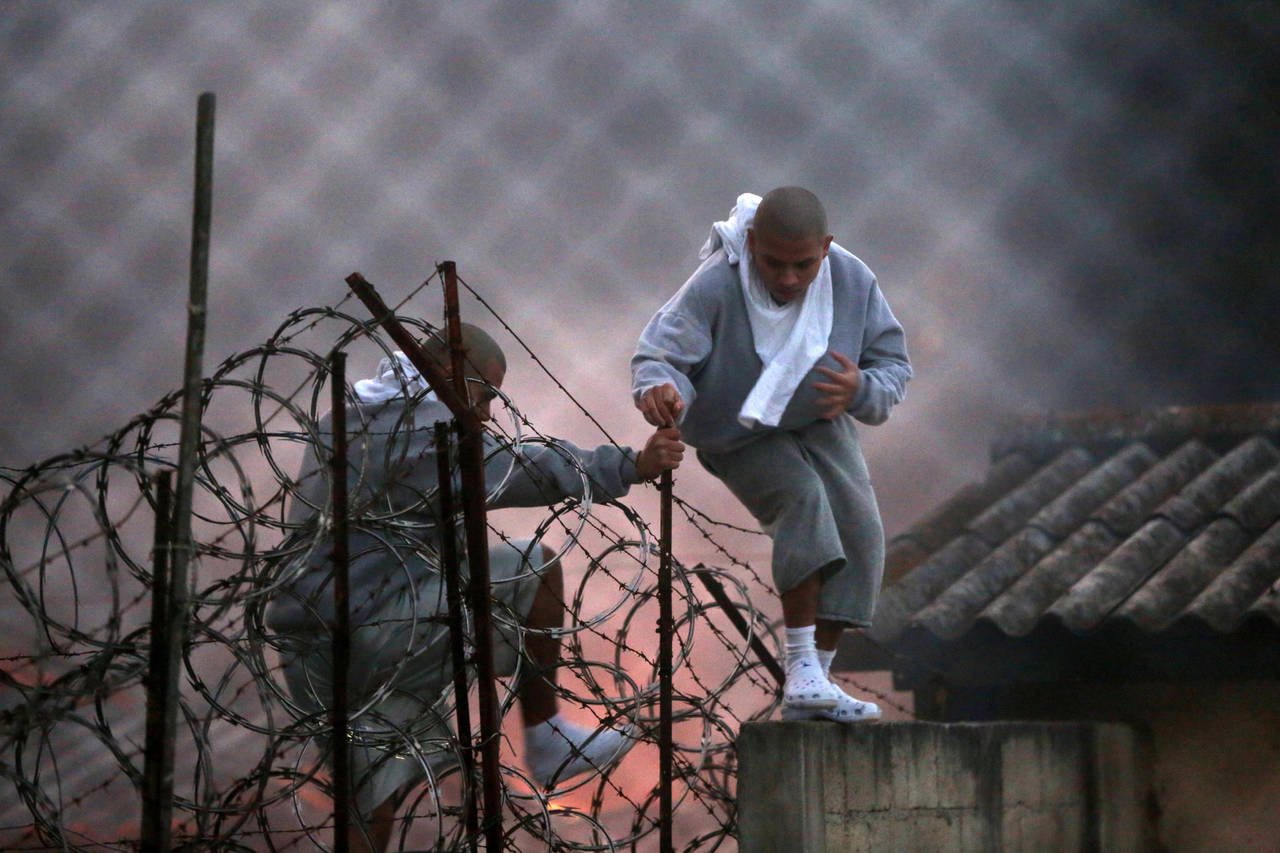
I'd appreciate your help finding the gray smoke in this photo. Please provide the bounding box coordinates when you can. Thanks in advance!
[3,0,1278,538]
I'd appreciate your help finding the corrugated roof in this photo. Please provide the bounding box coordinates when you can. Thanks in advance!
[871,404,1280,652]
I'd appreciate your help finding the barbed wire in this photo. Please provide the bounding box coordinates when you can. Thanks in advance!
[0,272,913,851]
[456,271,911,712]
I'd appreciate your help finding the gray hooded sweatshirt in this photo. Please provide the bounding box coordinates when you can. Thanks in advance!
[631,246,911,454]
[264,396,641,633]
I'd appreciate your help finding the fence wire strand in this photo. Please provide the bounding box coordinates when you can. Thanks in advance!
[0,271,912,852]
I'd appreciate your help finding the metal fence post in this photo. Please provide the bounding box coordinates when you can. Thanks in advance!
[435,421,480,851]
[439,262,505,850]
[141,471,174,851]
[659,469,674,853]
[329,351,352,853]
[141,91,214,853]
[345,269,504,850]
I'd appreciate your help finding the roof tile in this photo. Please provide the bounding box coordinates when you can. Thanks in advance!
[967,448,1096,544]
[1154,437,1280,531]
[868,534,992,644]
[1048,519,1188,632]
[1091,440,1217,535]
[1114,518,1254,632]
[862,404,1280,673]
[1219,469,1280,532]
[1183,518,1280,631]
[914,527,1058,640]
[1025,442,1158,538]
[979,521,1123,637]
[1247,584,1280,624]
[884,452,1038,582]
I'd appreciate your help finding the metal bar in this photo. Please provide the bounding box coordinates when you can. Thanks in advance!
[692,567,786,687]
[458,422,503,850]
[344,269,502,848]
[173,90,215,543]
[329,351,352,853]
[658,469,674,853]
[435,421,479,851]
[440,263,504,851]
[440,261,468,401]
[141,471,174,852]
[142,91,215,853]
[344,272,476,427]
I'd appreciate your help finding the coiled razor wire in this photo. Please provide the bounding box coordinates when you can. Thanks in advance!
[0,281,900,851]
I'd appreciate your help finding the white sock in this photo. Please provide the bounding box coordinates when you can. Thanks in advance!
[784,625,819,677]
[524,712,633,788]
[524,712,578,754]
[816,648,836,678]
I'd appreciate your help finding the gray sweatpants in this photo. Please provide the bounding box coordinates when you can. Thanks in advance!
[277,537,544,816]
[696,415,885,626]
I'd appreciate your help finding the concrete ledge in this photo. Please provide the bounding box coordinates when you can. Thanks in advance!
[737,721,1152,853]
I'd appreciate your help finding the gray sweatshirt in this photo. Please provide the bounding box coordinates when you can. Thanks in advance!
[631,246,912,454]
[265,396,640,632]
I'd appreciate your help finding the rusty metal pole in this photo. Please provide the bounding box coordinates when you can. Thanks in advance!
[141,471,174,851]
[344,269,503,849]
[439,262,505,851]
[658,469,674,853]
[329,351,352,853]
[435,422,480,851]
[344,273,471,419]
[141,91,214,853]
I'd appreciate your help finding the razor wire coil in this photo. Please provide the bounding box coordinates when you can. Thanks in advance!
[0,273,907,852]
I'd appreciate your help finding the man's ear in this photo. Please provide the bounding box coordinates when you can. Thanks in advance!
[823,234,833,254]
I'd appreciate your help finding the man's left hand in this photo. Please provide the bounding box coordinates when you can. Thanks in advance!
[635,426,685,480]
[812,350,861,419]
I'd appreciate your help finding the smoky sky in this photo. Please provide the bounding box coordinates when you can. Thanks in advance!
[2,0,1278,536]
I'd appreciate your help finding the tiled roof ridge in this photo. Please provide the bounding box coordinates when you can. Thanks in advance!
[861,405,1280,682]
[875,435,1280,640]
[990,402,1280,462]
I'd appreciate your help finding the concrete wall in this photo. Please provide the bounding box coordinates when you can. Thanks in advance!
[736,721,1152,853]
[926,680,1280,852]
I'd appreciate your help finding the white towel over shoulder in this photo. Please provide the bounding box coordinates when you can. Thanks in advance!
[353,351,437,403]
[699,193,833,428]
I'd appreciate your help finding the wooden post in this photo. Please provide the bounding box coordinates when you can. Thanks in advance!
[693,567,785,687]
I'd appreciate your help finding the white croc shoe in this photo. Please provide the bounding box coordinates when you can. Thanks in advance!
[782,661,841,710]
[782,682,882,723]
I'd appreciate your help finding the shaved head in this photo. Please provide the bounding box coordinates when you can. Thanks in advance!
[423,322,506,380]
[745,187,834,303]
[752,186,829,241]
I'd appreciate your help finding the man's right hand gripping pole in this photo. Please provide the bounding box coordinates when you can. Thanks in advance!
[638,383,685,431]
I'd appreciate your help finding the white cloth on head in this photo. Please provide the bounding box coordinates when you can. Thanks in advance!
[700,192,834,429]
[353,351,437,403]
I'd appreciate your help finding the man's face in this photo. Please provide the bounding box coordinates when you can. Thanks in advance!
[746,227,833,304]
[467,359,506,422]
